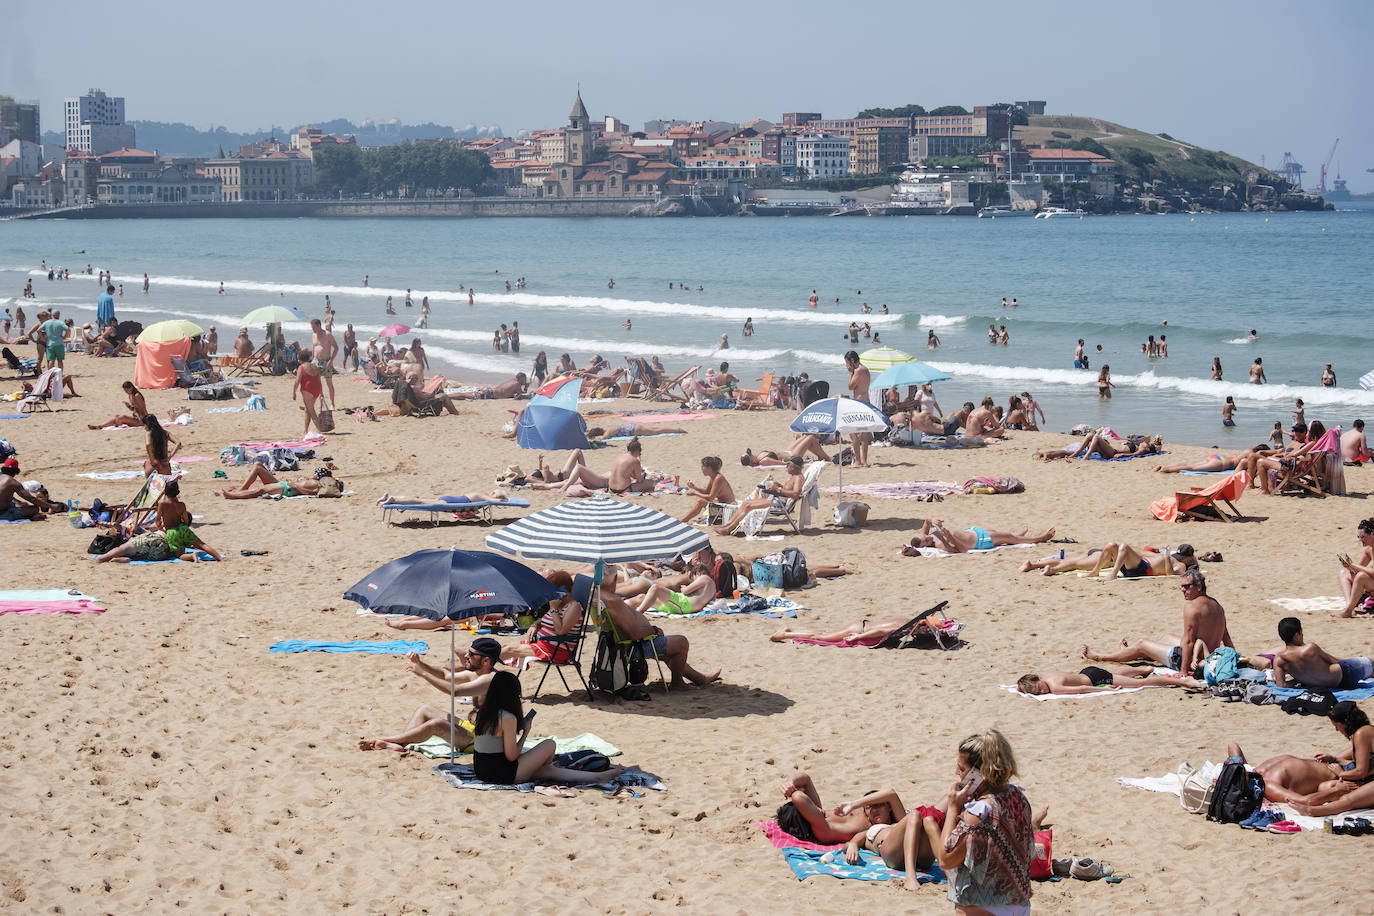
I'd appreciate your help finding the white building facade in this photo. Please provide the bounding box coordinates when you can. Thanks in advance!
[65,89,135,155]
[794,134,849,179]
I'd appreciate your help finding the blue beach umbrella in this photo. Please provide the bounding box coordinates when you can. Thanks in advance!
[872,360,951,390]
[344,548,560,763]
[516,377,590,450]
[790,397,891,499]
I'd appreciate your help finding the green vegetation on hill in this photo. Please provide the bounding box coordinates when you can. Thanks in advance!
[1024,115,1265,187]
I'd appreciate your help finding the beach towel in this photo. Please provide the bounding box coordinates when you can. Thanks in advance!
[1268,596,1347,614]
[755,820,841,852]
[78,469,148,480]
[236,435,326,450]
[605,432,684,442]
[1117,762,1374,832]
[409,732,621,759]
[433,761,665,794]
[1001,684,1151,701]
[1271,680,1374,702]
[127,550,218,565]
[913,435,988,449]
[0,517,33,524]
[617,412,717,423]
[792,634,887,648]
[646,596,804,620]
[821,480,961,500]
[909,543,1034,558]
[269,639,427,655]
[1179,469,1224,476]
[0,414,29,420]
[0,588,105,614]
[778,847,946,884]
[1087,450,1167,462]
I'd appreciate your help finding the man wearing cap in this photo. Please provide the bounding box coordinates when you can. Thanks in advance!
[0,457,44,521]
[1083,568,1234,677]
[357,638,505,752]
[96,283,116,327]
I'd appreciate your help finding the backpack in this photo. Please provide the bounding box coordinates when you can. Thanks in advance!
[1206,761,1265,823]
[589,631,649,695]
[780,547,808,589]
[554,750,612,772]
[712,558,737,598]
[1203,647,1241,686]
[0,438,14,461]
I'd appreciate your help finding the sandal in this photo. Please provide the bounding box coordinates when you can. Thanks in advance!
[1199,551,1223,562]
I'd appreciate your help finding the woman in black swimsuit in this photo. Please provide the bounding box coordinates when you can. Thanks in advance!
[471,672,621,786]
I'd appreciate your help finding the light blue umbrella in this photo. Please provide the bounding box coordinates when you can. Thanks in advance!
[872,360,951,389]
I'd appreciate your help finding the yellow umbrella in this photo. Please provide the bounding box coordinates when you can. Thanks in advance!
[137,319,204,343]
[859,347,912,371]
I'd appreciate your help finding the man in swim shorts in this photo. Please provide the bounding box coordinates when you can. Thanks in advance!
[1082,569,1234,677]
[578,575,720,689]
[40,311,68,371]
[0,457,44,521]
[1271,616,1374,690]
[905,517,1055,555]
[1016,667,1204,695]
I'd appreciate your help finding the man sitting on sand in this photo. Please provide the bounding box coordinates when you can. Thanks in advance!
[904,517,1055,555]
[1016,667,1203,696]
[1020,542,1197,579]
[964,397,1008,439]
[1270,617,1374,690]
[0,456,46,521]
[530,439,658,497]
[1082,569,1233,676]
[215,464,323,499]
[1341,420,1370,464]
[358,638,503,752]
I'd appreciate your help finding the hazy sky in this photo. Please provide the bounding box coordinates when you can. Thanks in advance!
[6,0,1371,189]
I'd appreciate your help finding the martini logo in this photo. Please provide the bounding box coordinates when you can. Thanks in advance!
[467,589,497,602]
[366,582,380,591]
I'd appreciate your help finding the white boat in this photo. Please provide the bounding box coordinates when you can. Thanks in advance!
[976,206,1032,218]
[1033,207,1086,219]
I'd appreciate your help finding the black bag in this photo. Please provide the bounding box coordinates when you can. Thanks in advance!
[1280,689,1337,716]
[1206,761,1265,823]
[87,531,125,555]
[554,750,612,772]
[780,546,809,589]
[590,630,628,694]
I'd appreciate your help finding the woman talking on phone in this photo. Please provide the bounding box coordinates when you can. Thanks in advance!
[937,729,1035,914]
[472,671,621,786]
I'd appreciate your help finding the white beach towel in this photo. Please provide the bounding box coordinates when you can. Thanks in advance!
[1001,684,1150,701]
[913,543,1034,559]
[1268,596,1346,614]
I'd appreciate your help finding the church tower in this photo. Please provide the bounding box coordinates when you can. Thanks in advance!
[566,90,593,166]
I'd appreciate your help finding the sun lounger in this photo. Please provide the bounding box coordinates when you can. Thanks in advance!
[1150,469,1249,522]
[381,498,530,526]
[874,601,963,649]
[735,371,775,409]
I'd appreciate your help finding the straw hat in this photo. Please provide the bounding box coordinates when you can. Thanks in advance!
[495,464,524,484]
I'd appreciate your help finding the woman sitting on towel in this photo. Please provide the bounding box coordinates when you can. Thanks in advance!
[776,772,945,892]
[905,518,1055,555]
[141,414,181,476]
[472,671,621,786]
[87,380,147,430]
[1223,701,1374,816]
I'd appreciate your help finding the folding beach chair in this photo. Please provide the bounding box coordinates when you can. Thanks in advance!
[647,365,699,403]
[522,621,593,703]
[102,472,179,538]
[874,601,964,650]
[736,371,775,409]
[2,347,39,378]
[228,344,272,377]
[721,461,825,537]
[360,359,397,390]
[579,575,667,699]
[1150,470,1249,522]
[1275,428,1342,498]
[171,357,219,388]
[19,368,63,413]
[625,357,663,396]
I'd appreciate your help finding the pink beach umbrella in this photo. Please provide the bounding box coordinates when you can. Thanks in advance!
[378,323,412,339]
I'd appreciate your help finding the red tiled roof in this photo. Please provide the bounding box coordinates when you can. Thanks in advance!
[102,148,156,158]
[1025,148,1112,161]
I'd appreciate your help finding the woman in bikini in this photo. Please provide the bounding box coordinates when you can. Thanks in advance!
[214,464,322,499]
[1037,431,1161,462]
[141,415,181,476]
[740,434,831,467]
[88,380,148,430]
[293,358,325,437]
[1226,701,1374,814]
[770,616,913,645]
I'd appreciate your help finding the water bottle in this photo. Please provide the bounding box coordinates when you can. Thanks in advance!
[67,499,81,528]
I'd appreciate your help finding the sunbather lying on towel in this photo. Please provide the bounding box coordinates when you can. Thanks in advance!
[776,773,941,883]
[375,489,510,508]
[1267,617,1374,689]
[215,464,321,499]
[740,435,830,467]
[1015,668,1203,695]
[1223,701,1374,814]
[904,517,1054,555]
[1153,451,1253,474]
[587,422,687,441]
[632,563,718,615]
[1020,542,1196,579]
[529,441,658,497]
[1080,636,1210,677]
[692,543,854,581]
[95,480,223,562]
[769,617,911,644]
[1036,431,1162,461]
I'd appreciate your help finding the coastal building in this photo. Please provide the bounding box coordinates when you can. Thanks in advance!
[541,92,678,199]
[290,126,358,156]
[0,138,41,178]
[96,164,221,204]
[62,150,100,205]
[201,149,313,202]
[0,95,40,143]
[678,156,780,183]
[851,124,910,175]
[668,124,710,161]
[795,134,849,179]
[782,113,821,128]
[65,89,135,155]
[99,148,160,179]
[11,178,59,208]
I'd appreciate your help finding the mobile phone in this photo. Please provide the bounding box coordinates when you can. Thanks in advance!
[961,767,984,795]
[523,709,537,727]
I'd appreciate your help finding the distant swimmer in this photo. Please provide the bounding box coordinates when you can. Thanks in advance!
[998,325,1010,346]
[872,331,882,345]
[142,273,149,293]
[622,320,632,331]
[468,290,474,306]
[1211,357,1222,381]
[218,282,225,295]
[607,278,615,289]
[325,295,331,311]
[1074,338,1086,369]
[362,274,369,287]
[718,334,729,350]
[1011,298,1019,307]
[742,317,754,337]
[1250,357,1267,384]
[861,302,871,314]
[880,304,888,314]
[505,280,511,291]
[1098,365,1114,400]
[1158,335,1168,357]
[1248,329,1258,340]
[808,290,818,309]
[385,296,395,315]
[696,285,703,291]
[1222,396,1237,427]
[1322,364,1337,387]
[1001,297,1008,309]
[405,289,412,308]
[927,329,941,350]
[987,323,997,343]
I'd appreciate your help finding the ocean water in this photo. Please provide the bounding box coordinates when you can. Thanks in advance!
[3,204,1372,448]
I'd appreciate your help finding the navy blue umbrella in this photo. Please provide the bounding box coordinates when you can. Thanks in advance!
[516,402,591,451]
[344,549,561,763]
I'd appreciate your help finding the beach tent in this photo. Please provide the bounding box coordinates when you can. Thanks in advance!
[134,338,191,390]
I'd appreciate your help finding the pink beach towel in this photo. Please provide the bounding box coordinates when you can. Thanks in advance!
[0,600,105,615]
[791,634,886,648]
[618,412,717,423]
[754,821,843,852]
[236,436,326,450]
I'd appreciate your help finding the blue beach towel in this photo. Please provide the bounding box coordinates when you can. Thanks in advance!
[0,415,31,420]
[128,550,217,565]
[781,847,946,884]
[1087,450,1168,462]
[269,639,427,655]
[1271,680,1374,702]
[433,761,664,793]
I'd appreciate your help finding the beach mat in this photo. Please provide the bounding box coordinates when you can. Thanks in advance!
[409,732,621,759]
[0,589,104,615]
[433,761,664,794]
[647,596,805,620]
[1268,596,1346,614]
[821,480,962,500]
[269,639,427,655]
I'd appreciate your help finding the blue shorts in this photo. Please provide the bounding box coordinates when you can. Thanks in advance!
[1222,418,1235,427]
[644,634,668,656]
[1166,646,1183,671]
[967,526,993,551]
[1338,657,1373,689]
[0,506,29,521]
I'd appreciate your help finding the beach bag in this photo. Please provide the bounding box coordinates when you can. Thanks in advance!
[1280,689,1337,717]
[1178,763,1214,814]
[554,750,612,772]
[780,547,809,588]
[1029,828,1053,880]
[315,398,335,433]
[0,438,16,461]
[87,531,125,555]
[316,475,343,498]
[752,559,784,589]
[1207,761,1265,824]
[831,501,870,528]
[1203,647,1241,686]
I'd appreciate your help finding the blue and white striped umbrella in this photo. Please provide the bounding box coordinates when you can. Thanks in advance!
[484,495,709,564]
[1359,370,1374,391]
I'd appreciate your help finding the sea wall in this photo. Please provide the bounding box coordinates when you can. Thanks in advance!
[16,198,667,219]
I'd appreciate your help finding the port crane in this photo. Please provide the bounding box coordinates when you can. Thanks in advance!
[1317,138,1340,193]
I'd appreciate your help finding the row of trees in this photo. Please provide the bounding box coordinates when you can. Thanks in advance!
[307,141,494,197]
[855,103,1029,124]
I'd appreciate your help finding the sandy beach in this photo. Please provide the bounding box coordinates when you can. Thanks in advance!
[2,352,1370,913]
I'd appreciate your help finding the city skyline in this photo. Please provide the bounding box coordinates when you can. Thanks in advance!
[4,0,1371,190]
